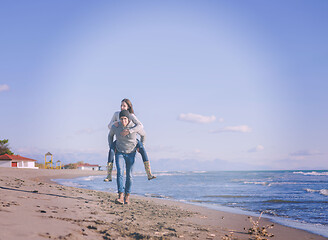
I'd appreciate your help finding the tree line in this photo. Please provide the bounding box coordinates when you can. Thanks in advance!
[0,139,14,155]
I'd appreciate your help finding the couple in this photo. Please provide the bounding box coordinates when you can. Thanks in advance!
[106,99,156,205]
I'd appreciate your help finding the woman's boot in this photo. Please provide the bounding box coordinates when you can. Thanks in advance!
[104,162,113,182]
[143,161,156,180]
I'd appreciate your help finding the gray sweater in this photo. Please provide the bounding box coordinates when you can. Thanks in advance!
[108,120,146,154]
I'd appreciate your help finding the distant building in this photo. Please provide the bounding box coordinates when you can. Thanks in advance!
[0,154,38,169]
[77,163,100,171]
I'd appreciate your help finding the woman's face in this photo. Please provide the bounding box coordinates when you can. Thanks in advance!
[121,101,128,111]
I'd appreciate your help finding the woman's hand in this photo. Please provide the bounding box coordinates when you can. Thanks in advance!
[120,129,130,136]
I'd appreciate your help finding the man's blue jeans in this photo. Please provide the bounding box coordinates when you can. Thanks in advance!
[115,151,136,194]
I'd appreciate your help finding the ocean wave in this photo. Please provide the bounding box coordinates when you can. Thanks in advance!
[244,181,269,186]
[305,188,328,196]
[189,199,216,203]
[144,193,172,199]
[267,182,306,187]
[293,171,328,176]
[264,199,303,203]
[203,195,252,198]
[243,181,303,187]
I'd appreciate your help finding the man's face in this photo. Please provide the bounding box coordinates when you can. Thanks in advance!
[120,116,129,127]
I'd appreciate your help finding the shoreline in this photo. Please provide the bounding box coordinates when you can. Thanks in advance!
[1,168,327,240]
[54,171,328,238]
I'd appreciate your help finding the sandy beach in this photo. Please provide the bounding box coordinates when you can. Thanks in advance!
[0,167,326,240]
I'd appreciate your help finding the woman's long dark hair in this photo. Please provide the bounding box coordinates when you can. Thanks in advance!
[121,98,135,114]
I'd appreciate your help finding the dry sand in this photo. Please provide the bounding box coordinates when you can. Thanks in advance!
[0,167,326,240]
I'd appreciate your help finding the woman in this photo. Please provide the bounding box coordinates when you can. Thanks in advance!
[105,98,156,182]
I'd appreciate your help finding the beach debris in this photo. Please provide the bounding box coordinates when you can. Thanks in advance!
[38,232,51,238]
[246,212,274,240]
[1,201,19,207]
[221,231,236,240]
[207,233,216,239]
[87,225,97,230]
[166,227,177,232]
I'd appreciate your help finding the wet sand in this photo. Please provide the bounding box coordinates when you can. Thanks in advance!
[0,167,326,240]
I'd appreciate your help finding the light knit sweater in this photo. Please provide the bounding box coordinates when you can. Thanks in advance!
[108,120,145,154]
[108,111,144,134]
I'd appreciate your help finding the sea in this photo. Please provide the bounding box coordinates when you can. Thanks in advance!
[54,170,328,238]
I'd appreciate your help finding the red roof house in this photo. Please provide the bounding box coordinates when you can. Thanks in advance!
[0,154,38,169]
[77,163,100,171]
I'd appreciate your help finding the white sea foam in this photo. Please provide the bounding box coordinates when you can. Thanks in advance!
[58,181,84,188]
[293,171,328,176]
[319,189,328,196]
[81,176,103,181]
[152,171,187,176]
[305,188,328,196]
[267,182,305,187]
[243,181,303,187]
[144,193,172,199]
[153,172,179,176]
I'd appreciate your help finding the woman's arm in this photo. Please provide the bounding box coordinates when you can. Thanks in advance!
[108,126,115,147]
[128,114,144,133]
[108,112,120,129]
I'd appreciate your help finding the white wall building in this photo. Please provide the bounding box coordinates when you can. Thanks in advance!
[0,154,38,169]
[77,163,100,171]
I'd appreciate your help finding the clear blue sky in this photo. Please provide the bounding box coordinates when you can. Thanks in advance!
[1,0,327,171]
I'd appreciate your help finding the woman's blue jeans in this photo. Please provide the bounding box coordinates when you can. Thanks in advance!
[108,140,148,163]
[115,151,136,194]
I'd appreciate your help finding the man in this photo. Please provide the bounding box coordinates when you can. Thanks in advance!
[108,109,145,204]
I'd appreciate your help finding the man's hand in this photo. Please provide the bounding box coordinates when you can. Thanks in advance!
[136,148,140,153]
[114,122,119,127]
[120,129,130,136]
